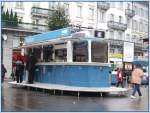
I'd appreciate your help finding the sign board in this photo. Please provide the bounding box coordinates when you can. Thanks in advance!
[94,30,105,38]
[123,42,134,62]
[25,27,71,44]
[109,53,123,59]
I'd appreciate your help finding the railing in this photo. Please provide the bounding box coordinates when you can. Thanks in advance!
[31,7,52,18]
[107,21,127,31]
[97,2,110,10]
[2,20,49,33]
[125,9,135,17]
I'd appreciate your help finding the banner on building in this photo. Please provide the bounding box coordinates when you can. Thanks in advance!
[123,42,134,62]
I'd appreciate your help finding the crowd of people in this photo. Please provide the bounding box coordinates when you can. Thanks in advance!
[2,51,37,84]
[115,64,144,99]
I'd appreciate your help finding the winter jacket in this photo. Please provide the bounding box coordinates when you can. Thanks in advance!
[116,69,123,82]
[2,64,7,77]
[131,68,144,84]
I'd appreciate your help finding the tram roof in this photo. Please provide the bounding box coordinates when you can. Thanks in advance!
[18,27,107,48]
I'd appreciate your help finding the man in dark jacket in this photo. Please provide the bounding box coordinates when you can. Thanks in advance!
[15,56,24,83]
[26,52,37,84]
[2,64,7,83]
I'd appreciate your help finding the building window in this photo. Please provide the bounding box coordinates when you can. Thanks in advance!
[126,34,130,41]
[139,21,143,32]
[33,19,39,25]
[109,31,114,39]
[64,3,69,14]
[118,32,123,40]
[119,2,123,10]
[89,8,94,20]
[109,14,114,21]
[145,23,148,32]
[119,16,122,23]
[13,37,20,47]
[99,11,105,22]
[127,18,131,28]
[133,20,138,31]
[110,2,115,8]
[49,2,54,8]
[127,3,130,9]
[16,2,23,9]
[133,5,138,15]
[146,10,148,18]
[49,2,59,9]
[77,5,82,18]
[18,17,23,23]
[140,8,144,17]
[33,2,40,7]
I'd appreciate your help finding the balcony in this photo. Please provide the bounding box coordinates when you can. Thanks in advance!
[107,21,127,31]
[2,20,49,33]
[97,2,110,10]
[125,9,135,18]
[31,7,52,18]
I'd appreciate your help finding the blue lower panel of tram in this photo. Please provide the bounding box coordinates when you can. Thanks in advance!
[34,65,110,87]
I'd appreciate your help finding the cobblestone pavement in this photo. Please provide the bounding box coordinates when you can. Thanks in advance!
[1,80,149,112]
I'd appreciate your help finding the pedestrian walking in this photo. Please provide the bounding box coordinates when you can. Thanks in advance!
[2,64,7,83]
[116,68,124,88]
[130,64,144,99]
[26,52,37,84]
[15,55,24,83]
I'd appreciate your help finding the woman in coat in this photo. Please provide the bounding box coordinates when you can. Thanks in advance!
[116,68,123,88]
[130,64,144,99]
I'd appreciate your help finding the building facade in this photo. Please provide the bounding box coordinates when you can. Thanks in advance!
[2,2,148,76]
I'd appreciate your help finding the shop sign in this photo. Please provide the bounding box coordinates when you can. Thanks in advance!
[109,53,123,59]
[123,42,134,62]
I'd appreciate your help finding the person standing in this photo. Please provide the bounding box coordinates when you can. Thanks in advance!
[2,64,7,83]
[26,52,37,84]
[15,55,24,83]
[130,64,144,99]
[116,68,123,88]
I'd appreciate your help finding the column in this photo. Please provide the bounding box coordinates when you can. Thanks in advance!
[88,40,92,63]
[107,42,110,63]
[52,45,55,61]
[24,48,28,83]
[67,40,73,62]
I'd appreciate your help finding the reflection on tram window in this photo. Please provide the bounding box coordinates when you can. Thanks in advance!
[55,49,67,62]
[43,45,53,62]
[91,41,108,63]
[33,47,42,62]
[73,41,88,62]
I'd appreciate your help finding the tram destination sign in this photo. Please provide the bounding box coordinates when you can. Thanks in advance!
[25,27,71,44]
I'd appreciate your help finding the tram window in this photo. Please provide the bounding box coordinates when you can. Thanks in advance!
[55,49,67,62]
[91,41,108,63]
[43,45,53,62]
[73,41,88,62]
